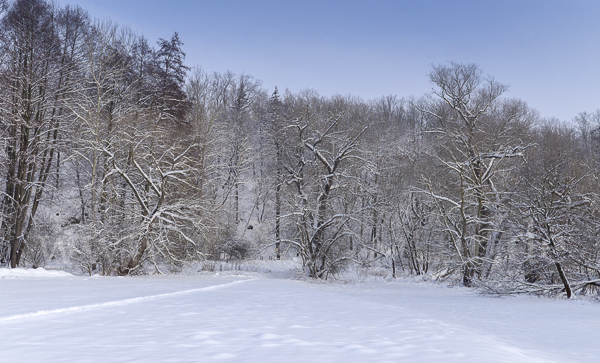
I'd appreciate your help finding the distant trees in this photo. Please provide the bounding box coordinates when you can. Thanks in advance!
[0,0,206,273]
[1,0,600,300]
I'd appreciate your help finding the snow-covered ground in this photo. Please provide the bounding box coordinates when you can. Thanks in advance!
[1,267,598,362]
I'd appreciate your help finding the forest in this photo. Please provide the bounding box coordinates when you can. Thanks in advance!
[1,0,599,299]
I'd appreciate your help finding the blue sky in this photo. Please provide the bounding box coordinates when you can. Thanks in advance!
[58,0,600,122]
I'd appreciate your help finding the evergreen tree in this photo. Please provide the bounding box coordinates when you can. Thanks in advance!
[154,32,190,122]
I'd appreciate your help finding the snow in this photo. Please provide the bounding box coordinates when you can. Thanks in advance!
[0,268,598,362]
[0,267,74,278]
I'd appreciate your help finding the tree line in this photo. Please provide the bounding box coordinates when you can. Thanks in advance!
[1,0,599,298]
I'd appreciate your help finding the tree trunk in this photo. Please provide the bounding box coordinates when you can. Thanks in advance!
[554,261,572,299]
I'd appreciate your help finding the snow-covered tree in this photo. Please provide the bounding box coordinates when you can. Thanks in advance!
[419,63,533,286]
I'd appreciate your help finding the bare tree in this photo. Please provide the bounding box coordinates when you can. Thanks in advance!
[280,92,369,278]
[420,63,533,285]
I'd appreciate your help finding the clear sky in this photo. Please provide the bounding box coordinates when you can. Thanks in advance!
[57,0,600,122]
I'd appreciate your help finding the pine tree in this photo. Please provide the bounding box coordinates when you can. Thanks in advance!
[154,32,190,122]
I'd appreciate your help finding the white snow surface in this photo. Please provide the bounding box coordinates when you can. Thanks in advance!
[0,267,74,278]
[0,267,598,362]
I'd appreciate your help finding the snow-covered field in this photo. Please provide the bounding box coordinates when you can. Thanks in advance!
[1,267,598,362]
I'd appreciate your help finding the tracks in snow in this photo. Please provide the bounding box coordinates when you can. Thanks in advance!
[0,279,252,324]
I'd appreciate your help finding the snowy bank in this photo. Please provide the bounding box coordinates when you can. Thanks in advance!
[0,267,73,279]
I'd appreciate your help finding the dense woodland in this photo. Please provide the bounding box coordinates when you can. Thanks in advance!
[1,0,600,298]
